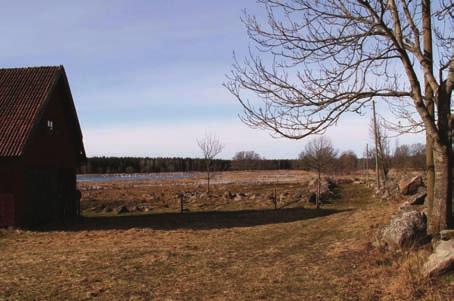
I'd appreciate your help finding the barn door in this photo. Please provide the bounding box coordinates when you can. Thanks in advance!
[57,168,76,218]
[25,169,58,224]
[0,194,14,227]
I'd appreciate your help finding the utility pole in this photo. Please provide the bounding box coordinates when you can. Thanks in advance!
[372,100,380,190]
[366,144,369,187]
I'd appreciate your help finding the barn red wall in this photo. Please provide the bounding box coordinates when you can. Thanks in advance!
[23,77,81,169]
[0,159,25,226]
[1,77,83,227]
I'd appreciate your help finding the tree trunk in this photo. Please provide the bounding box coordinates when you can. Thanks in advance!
[432,146,451,232]
[207,160,211,194]
[426,102,435,231]
[372,100,381,189]
[180,194,184,213]
[430,86,452,233]
[207,169,210,194]
[317,170,321,209]
[423,0,435,231]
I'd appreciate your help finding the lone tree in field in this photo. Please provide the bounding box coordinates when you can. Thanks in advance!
[338,151,359,174]
[299,137,337,209]
[232,150,262,161]
[197,132,224,193]
[225,0,453,233]
[232,150,262,170]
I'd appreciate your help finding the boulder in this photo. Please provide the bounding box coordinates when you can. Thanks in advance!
[308,178,335,201]
[142,207,152,213]
[102,206,113,213]
[398,176,424,195]
[380,209,427,250]
[440,230,454,241]
[335,178,354,185]
[89,204,106,212]
[233,193,243,201]
[408,191,427,205]
[115,206,129,214]
[292,191,304,200]
[308,193,317,204]
[423,240,454,277]
[279,193,289,201]
[129,206,139,212]
[381,189,391,200]
[398,201,410,210]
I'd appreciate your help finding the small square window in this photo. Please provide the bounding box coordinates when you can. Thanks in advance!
[47,120,54,132]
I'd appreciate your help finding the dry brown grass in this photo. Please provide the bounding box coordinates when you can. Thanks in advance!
[0,171,452,300]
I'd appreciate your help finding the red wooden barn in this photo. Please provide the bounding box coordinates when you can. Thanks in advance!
[0,66,85,227]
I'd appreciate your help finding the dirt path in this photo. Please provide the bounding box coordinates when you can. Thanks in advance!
[0,184,450,300]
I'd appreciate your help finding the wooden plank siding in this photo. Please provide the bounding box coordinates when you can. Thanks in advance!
[0,66,85,227]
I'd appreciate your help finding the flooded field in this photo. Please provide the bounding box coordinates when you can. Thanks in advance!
[77,170,316,215]
[77,172,196,183]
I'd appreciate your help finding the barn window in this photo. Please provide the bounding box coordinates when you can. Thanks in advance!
[47,120,54,133]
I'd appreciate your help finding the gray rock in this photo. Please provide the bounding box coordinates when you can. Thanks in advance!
[279,193,288,201]
[308,193,316,204]
[102,206,113,213]
[115,206,129,214]
[416,186,427,194]
[293,191,304,200]
[399,176,424,195]
[423,240,454,277]
[398,201,411,210]
[308,178,335,201]
[223,191,235,199]
[440,230,454,241]
[380,209,427,250]
[408,192,427,205]
[381,190,391,200]
[129,206,139,212]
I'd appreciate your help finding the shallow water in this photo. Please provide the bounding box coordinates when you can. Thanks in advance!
[77,172,195,183]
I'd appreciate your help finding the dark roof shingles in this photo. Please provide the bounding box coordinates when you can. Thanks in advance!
[0,66,61,157]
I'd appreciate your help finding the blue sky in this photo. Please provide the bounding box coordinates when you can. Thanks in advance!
[0,1,423,158]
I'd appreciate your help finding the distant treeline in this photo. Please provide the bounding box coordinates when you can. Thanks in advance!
[78,143,425,174]
[78,157,301,174]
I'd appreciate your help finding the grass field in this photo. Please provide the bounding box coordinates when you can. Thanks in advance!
[0,172,452,300]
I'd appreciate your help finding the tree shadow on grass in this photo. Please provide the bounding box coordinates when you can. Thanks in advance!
[43,207,350,231]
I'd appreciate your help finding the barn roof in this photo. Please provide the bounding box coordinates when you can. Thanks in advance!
[0,66,84,157]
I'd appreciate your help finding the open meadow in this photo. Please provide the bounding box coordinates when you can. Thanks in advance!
[0,170,452,300]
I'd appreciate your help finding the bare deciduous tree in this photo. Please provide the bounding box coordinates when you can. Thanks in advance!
[197,133,224,193]
[370,108,391,189]
[225,0,453,232]
[232,150,262,161]
[338,151,359,174]
[232,150,263,170]
[299,137,338,209]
